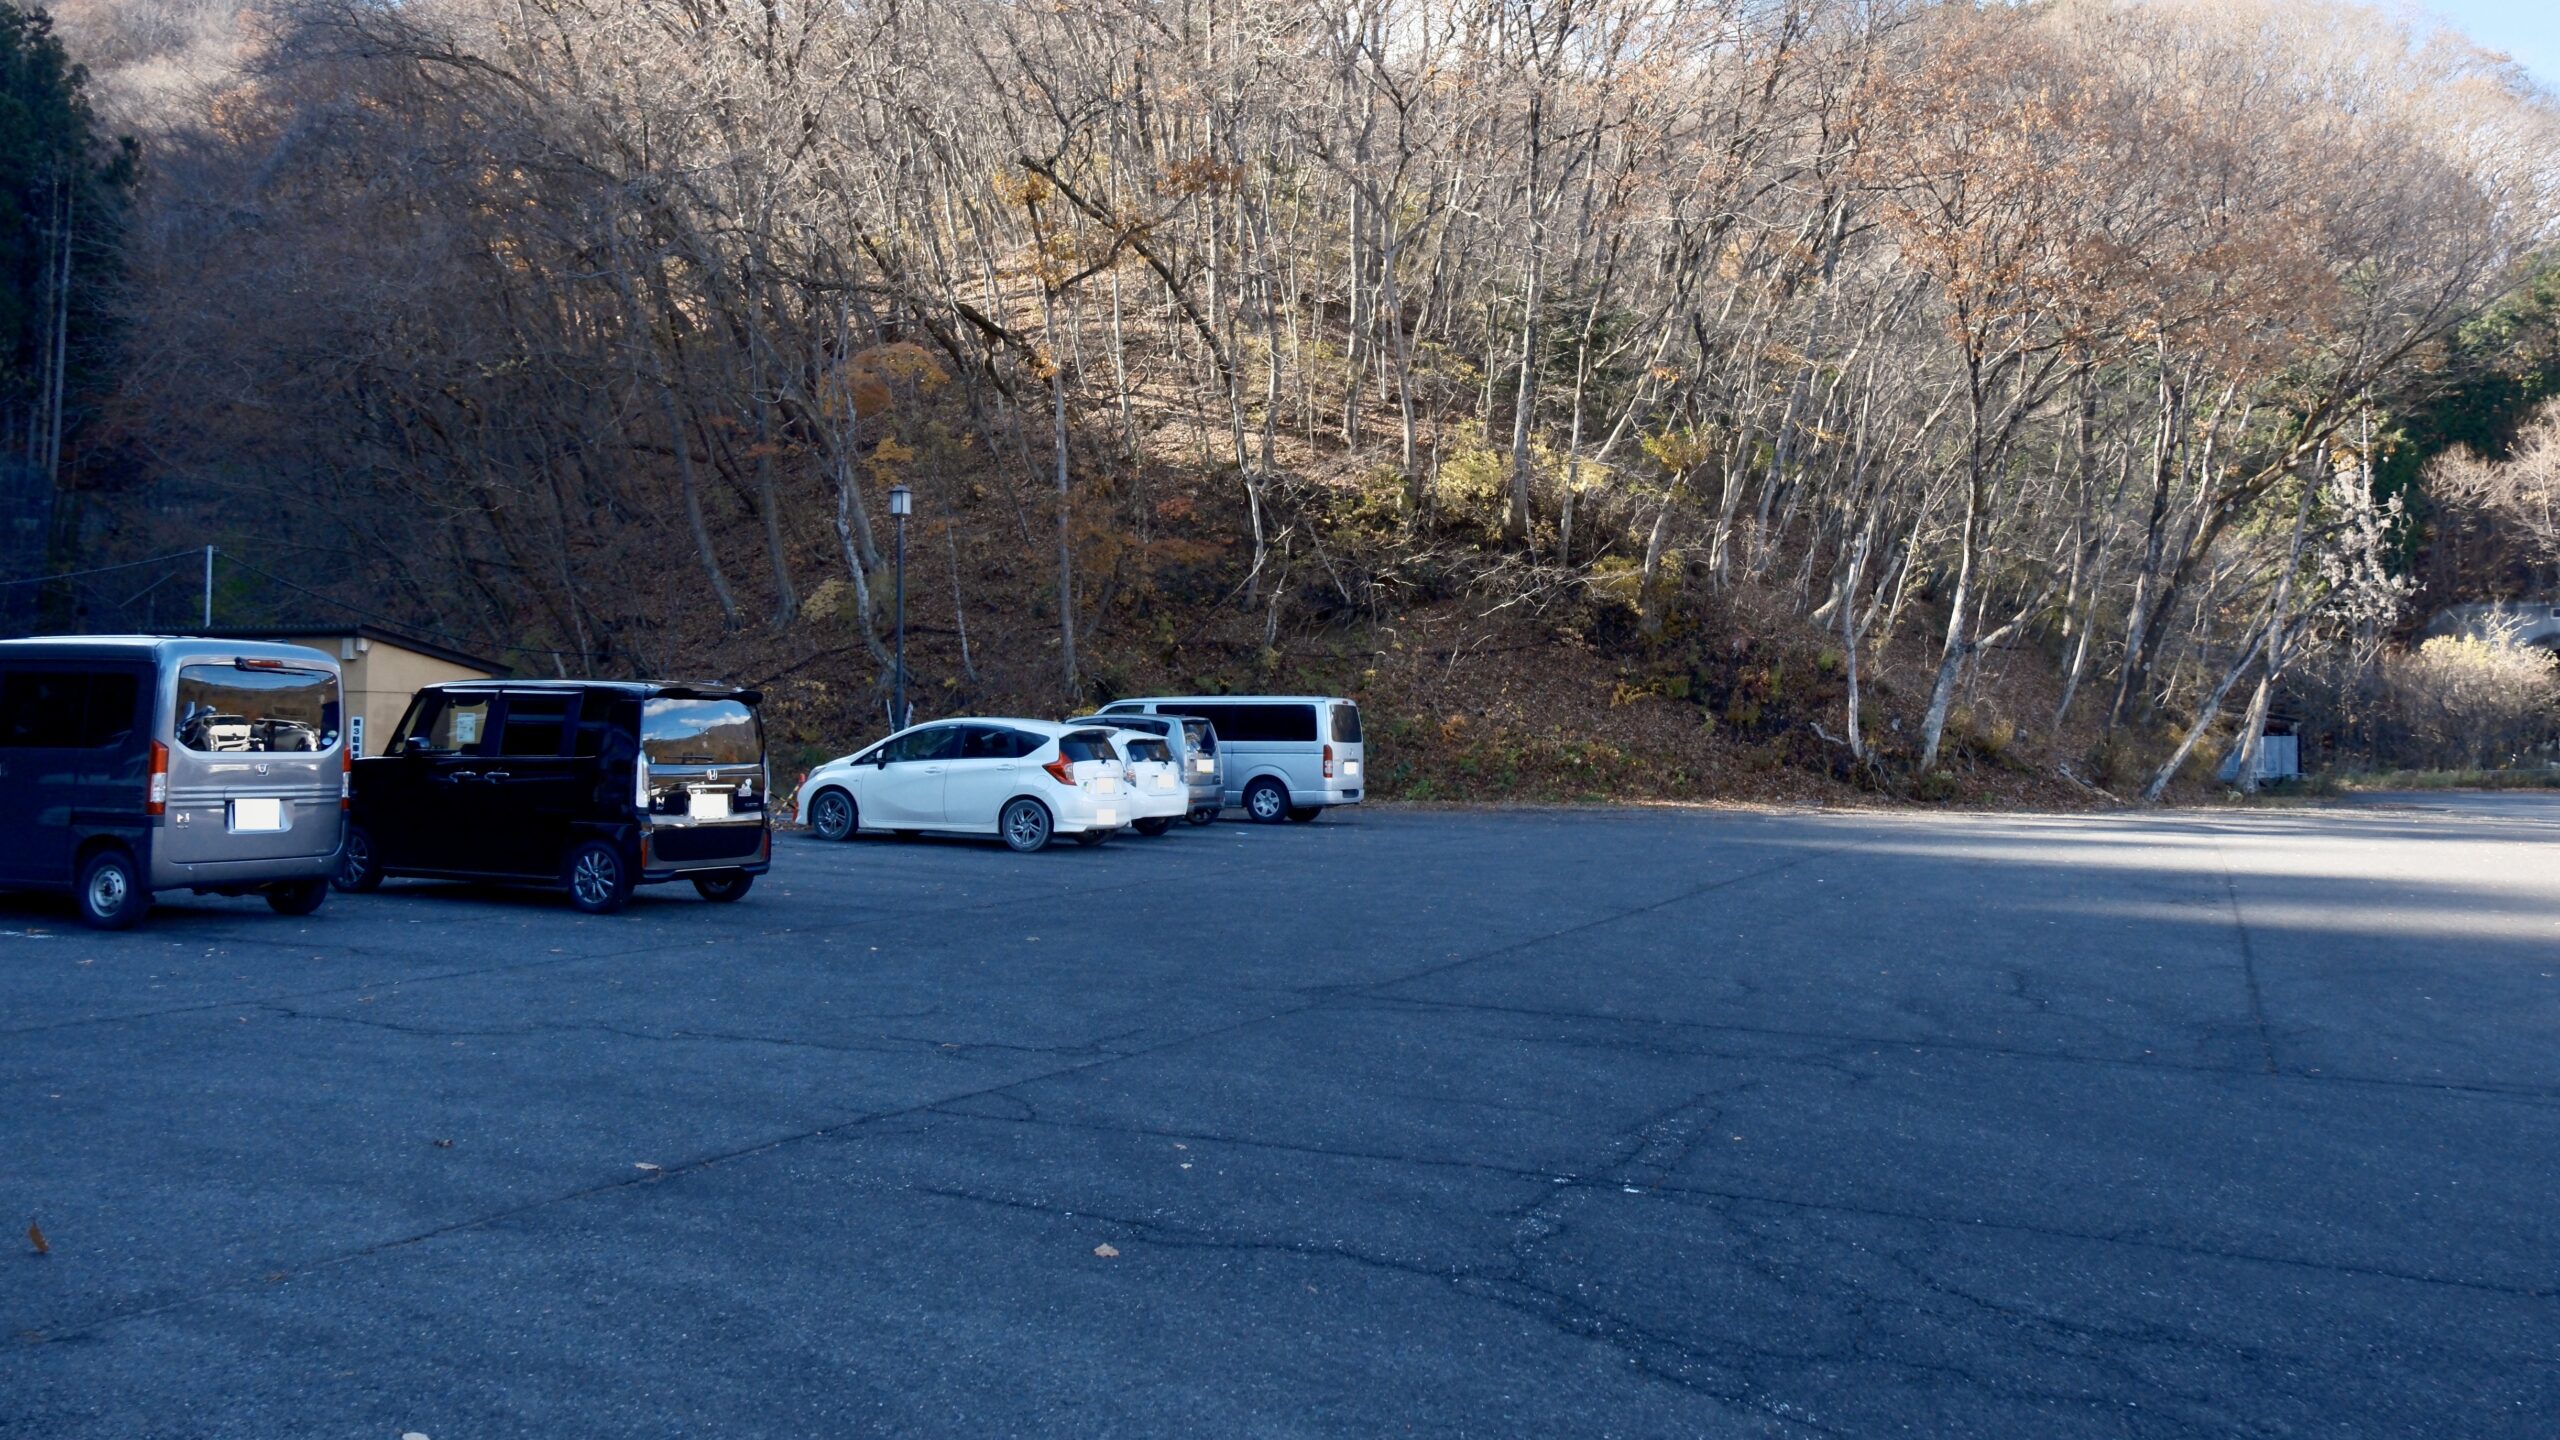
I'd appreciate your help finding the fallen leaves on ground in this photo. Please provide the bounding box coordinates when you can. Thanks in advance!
[1092,1243,1119,1258]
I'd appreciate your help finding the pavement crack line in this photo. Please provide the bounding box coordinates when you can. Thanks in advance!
[13,830,1879,1349]
[2208,826,2282,1076]
[914,1105,2559,1301]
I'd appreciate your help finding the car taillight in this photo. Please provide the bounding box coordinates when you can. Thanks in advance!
[340,744,353,810]
[147,741,169,816]
[1323,743,1335,779]
[1042,755,1077,786]
[636,755,652,810]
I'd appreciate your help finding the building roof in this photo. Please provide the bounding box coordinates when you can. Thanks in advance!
[200,624,510,677]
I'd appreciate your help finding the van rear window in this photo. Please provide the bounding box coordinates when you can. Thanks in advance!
[176,664,340,753]
[641,698,761,766]
[1331,704,1363,743]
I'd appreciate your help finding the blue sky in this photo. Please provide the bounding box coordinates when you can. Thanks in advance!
[2420,1,2560,88]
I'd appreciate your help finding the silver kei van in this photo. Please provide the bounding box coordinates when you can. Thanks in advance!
[1095,695,1364,823]
[0,636,349,929]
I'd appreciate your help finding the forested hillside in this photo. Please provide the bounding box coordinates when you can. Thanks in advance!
[23,0,2560,800]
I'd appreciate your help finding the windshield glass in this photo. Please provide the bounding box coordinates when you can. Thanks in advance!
[641,697,761,766]
[1126,737,1172,763]
[177,664,340,753]
[1331,703,1363,743]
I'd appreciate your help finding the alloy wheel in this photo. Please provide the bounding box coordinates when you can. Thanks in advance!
[812,790,855,841]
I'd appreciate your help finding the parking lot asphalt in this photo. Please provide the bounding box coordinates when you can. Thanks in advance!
[4,797,2556,1438]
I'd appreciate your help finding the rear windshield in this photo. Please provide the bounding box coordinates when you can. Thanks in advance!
[1125,737,1172,764]
[1331,703,1363,743]
[1059,731,1120,763]
[177,663,340,753]
[1181,718,1215,754]
[641,698,762,766]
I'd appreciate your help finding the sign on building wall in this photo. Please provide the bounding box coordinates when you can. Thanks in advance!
[350,714,365,759]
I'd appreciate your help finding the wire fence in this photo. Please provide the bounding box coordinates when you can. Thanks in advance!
[0,546,592,663]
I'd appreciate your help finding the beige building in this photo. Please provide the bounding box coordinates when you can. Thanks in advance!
[208,626,508,756]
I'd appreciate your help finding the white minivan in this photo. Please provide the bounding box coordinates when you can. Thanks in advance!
[1096,696,1363,823]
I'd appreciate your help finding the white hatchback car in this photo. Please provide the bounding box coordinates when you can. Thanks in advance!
[1109,730,1191,836]
[795,719,1132,853]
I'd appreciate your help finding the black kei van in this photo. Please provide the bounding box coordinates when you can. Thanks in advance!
[0,636,349,929]
[336,680,770,914]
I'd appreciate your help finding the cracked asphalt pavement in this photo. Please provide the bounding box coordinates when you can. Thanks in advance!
[4,796,2557,1437]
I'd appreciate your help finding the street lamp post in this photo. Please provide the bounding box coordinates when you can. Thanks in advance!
[888,484,912,730]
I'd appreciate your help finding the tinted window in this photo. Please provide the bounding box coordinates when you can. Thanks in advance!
[642,698,761,765]
[1125,737,1172,764]
[85,673,140,748]
[499,693,574,757]
[0,670,88,748]
[885,725,961,763]
[176,663,340,753]
[1188,702,1314,743]
[1180,718,1215,755]
[1331,703,1363,743]
[572,696,635,757]
[961,725,1038,759]
[1059,731,1120,763]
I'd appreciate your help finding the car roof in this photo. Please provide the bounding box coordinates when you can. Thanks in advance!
[1105,695,1350,705]
[0,635,339,667]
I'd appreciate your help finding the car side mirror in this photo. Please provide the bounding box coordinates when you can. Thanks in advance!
[872,750,889,767]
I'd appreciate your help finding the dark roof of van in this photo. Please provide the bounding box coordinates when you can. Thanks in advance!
[418,678,760,703]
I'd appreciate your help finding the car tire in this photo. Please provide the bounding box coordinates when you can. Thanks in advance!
[265,877,329,916]
[565,840,632,915]
[1133,816,1173,837]
[1000,798,1053,854]
[1286,806,1324,824]
[692,870,754,903]
[76,847,148,931]
[1187,807,1217,826]
[808,788,857,842]
[1243,778,1290,824]
[333,823,384,893]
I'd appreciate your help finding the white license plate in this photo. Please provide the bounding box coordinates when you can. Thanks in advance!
[1193,758,1215,773]
[1094,776,1118,796]
[1095,807,1118,825]
[690,791,731,821]
[1153,775,1173,791]
[1343,760,1360,777]
[230,798,285,833]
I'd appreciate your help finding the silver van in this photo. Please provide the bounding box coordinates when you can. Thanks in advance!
[1095,696,1364,823]
[1066,711,1223,825]
[0,636,348,928]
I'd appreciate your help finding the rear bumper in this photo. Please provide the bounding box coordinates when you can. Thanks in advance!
[151,849,340,892]
[639,822,771,880]
[1290,787,1363,807]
